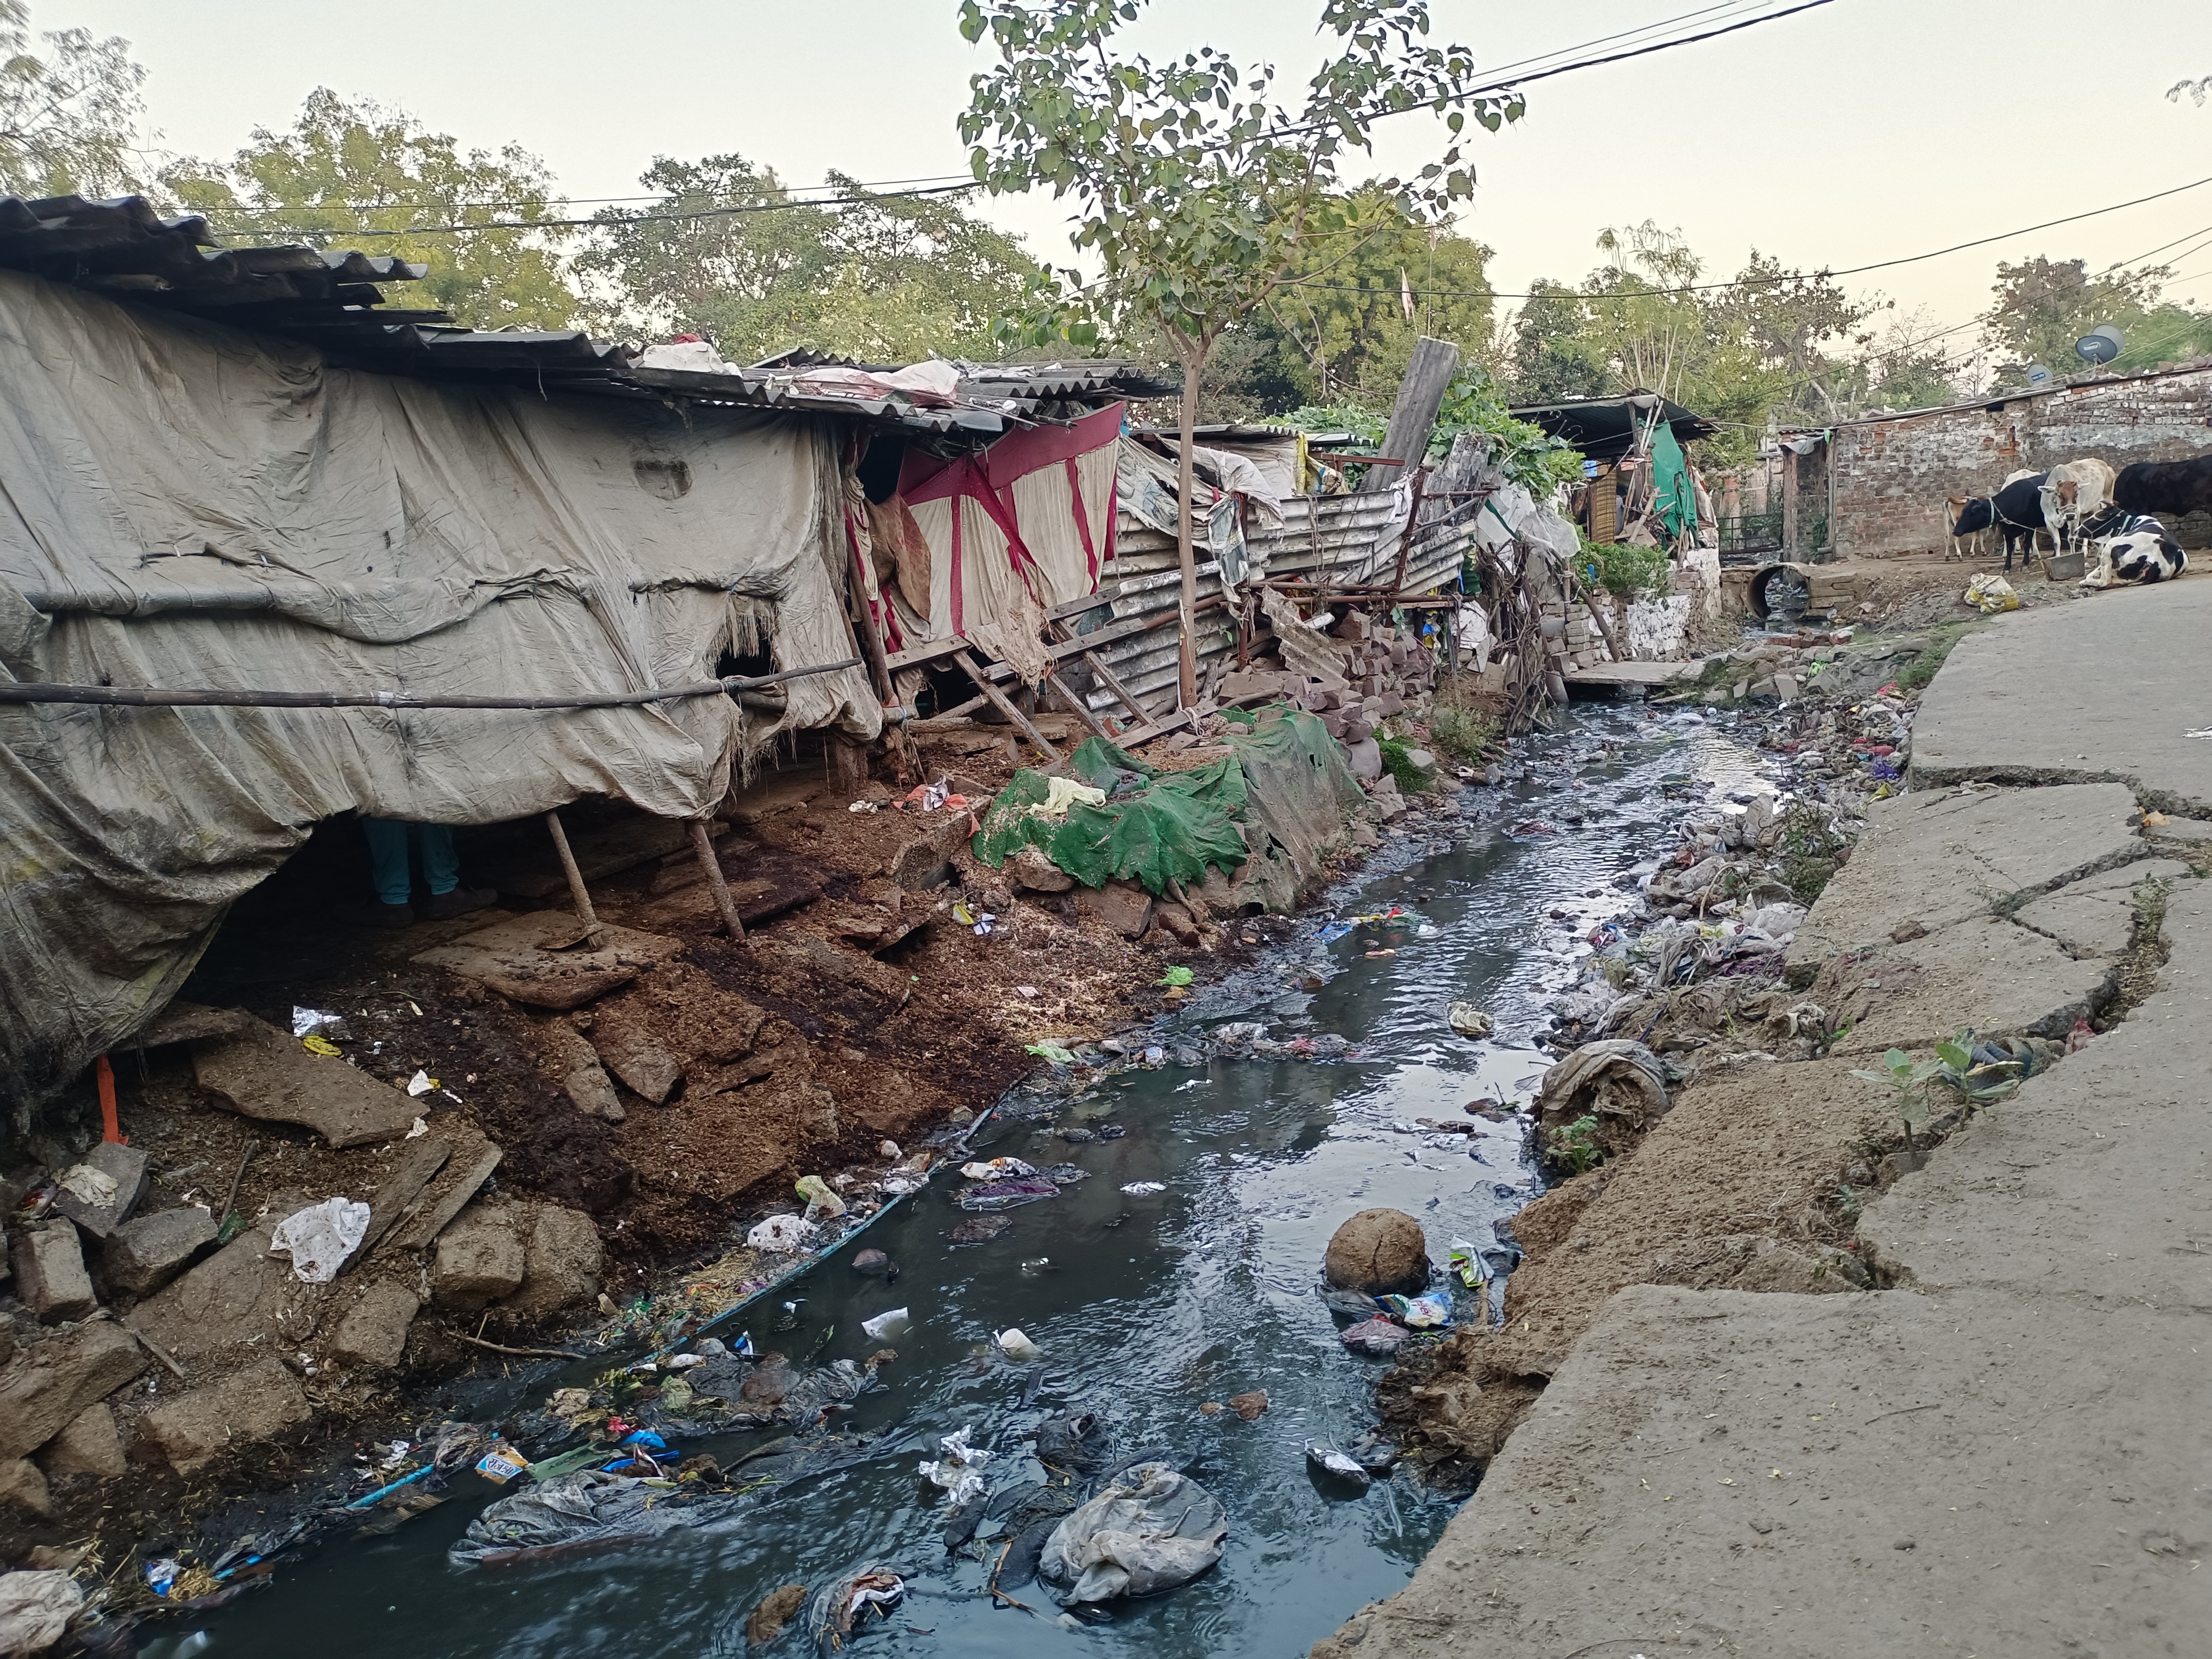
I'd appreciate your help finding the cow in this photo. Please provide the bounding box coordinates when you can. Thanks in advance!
[2039,457,2117,552]
[1950,472,2048,571]
[2113,451,2212,518]
[1944,468,2039,560]
[2081,512,2188,588]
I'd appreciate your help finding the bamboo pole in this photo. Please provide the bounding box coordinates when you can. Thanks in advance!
[690,819,747,945]
[542,810,605,945]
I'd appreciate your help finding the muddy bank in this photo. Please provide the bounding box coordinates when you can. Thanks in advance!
[0,706,1385,1606]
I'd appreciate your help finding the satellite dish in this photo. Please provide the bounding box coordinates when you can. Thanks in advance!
[2024,363,2054,387]
[2076,324,2125,364]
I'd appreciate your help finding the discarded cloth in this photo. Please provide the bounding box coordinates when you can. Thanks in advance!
[1037,1461,1227,1606]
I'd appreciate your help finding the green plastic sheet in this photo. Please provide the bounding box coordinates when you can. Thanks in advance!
[972,736,1249,896]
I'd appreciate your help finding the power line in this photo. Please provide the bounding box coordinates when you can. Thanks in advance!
[210,172,981,218]
[204,180,984,240]
[1281,175,2212,304]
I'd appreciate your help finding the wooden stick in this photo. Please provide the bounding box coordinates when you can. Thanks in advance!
[451,1332,583,1361]
[543,809,605,945]
[953,649,1060,763]
[1042,669,1113,742]
[121,1316,188,1381]
[217,1137,259,1236]
[689,818,747,944]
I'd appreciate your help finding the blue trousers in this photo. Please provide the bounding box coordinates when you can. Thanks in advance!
[361,817,460,906]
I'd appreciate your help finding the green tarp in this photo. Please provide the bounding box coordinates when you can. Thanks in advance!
[971,713,1362,903]
[1649,420,1696,542]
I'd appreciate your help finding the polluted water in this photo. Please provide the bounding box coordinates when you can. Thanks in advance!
[187,702,1775,1659]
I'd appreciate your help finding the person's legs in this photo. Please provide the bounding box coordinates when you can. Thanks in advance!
[359,817,414,906]
[417,823,461,897]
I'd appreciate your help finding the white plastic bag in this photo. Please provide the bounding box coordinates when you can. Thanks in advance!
[746,1214,814,1253]
[861,1307,911,1341]
[918,1426,991,1504]
[268,1196,372,1283]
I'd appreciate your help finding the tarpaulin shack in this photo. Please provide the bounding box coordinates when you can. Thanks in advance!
[1510,391,1716,549]
[0,193,1162,1118]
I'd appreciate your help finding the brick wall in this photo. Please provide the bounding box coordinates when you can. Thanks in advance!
[1820,365,2212,559]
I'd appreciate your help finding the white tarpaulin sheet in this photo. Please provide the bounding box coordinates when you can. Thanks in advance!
[0,270,878,1109]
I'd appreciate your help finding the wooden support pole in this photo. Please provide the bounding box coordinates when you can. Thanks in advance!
[1043,669,1114,742]
[543,809,605,944]
[1073,645,1151,724]
[689,819,747,944]
[953,648,1061,763]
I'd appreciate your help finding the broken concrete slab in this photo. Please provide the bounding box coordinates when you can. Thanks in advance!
[1075,880,1153,939]
[123,999,250,1050]
[586,1008,682,1105]
[2011,859,2193,957]
[1008,844,1073,893]
[505,1204,604,1321]
[1817,914,2116,1056]
[1310,1285,2210,1659]
[758,933,913,1012]
[1786,783,2145,975]
[327,1281,419,1371]
[100,1205,218,1298]
[49,1142,149,1238]
[130,1220,309,1374]
[0,1321,151,1459]
[136,1356,311,1475]
[12,1225,96,1323]
[411,908,686,1010]
[354,1138,451,1258]
[38,1403,124,1478]
[385,1140,503,1254]
[1864,880,2212,1311]
[530,1017,624,1121]
[191,1013,423,1148]
[1910,578,2212,815]
[430,1207,527,1310]
[0,1457,51,1517]
[890,816,971,892]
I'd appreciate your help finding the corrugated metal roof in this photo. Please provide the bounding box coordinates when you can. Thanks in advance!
[0,194,1171,436]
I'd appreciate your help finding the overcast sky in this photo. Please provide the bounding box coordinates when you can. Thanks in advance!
[59,0,2212,343]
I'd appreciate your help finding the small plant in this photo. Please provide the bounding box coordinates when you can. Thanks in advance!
[1776,802,1853,905]
[1577,531,1671,603]
[1378,737,1436,794]
[1849,1046,1946,1148]
[1547,1114,1604,1175]
[1426,697,1500,764]
[1896,622,1977,694]
[1835,1182,1862,1222]
[1933,1031,2020,1110]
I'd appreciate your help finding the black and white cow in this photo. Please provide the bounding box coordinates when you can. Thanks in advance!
[1950,472,2048,571]
[2081,511,2188,588]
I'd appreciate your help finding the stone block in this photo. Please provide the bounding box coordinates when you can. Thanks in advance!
[430,1207,528,1310]
[129,1220,300,1372]
[588,1014,682,1105]
[135,1357,310,1475]
[192,1013,422,1147]
[49,1143,149,1238]
[1153,901,1201,947]
[100,1206,217,1299]
[13,1225,96,1323]
[1075,880,1153,939]
[0,1457,52,1516]
[506,1205,605,1321]
[327,1281,420,1371]
[0,1320,150,1459]
[38,1403,124,1478]
[1008,844,1073,894]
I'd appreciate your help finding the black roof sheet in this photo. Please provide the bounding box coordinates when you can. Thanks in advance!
[1509,390,1717,457]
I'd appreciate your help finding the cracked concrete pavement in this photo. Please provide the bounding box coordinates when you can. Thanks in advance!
[1313,601,2212,1659]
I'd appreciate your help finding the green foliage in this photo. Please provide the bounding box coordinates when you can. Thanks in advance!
[1776,801,1851,906]
[1895,622,1976,693]
[0,0,146,198]
[1377,736,1434,794]
[575,155,1042,361]
[1577,530,1670,602]
[957,0,1514,373]
[1849,1047,1945,1146]
[1278,363,1580,497]
[1425,693,1498,762]
[1547,1114,1603,1176]
[1934,1032,2021,1109]
[165,89,579,330]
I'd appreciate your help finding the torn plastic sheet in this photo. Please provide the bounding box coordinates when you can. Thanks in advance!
[268,1196,371,1283]
[1037,1461,1227,1606]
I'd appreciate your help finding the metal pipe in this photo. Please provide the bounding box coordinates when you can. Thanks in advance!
[0,657,861,710]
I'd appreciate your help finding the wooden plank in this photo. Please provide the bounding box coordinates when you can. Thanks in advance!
[1359,336,1459,493]
[1043,668,1114,741]
[953,647,1061,763]
[1048,588,1124,621]
[884,635,971,674]
[353,1137,452,1262]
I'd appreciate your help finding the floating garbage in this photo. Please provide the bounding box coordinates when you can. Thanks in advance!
[1381,1294,1452,1329]
[1120,1181,1166,1195]
[474,1447,529,1485]
[959,1178,1060,1212]
[1338,1316,1412,1356]
[1446,1001,1494,1039]
[268,1196,371,1283]
[918,1427,991,1504]
[961,1157,1037,1181]
[794,1174,847,1219]
[747,1214,815,1253]
[1304,1442,1372,1492]
[859,1308,911,1342]
[997,1328,1042,1362]
[1037,1461,1228,1606]
[806,1563,905,1655]
[950,1215,1011,1245]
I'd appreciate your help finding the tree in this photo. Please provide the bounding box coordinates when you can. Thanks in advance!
[576,155,1041,362]
[958,0,1516,703]
[164,89,579,330]
[1983,255,2161,387]
[0,0,147,198]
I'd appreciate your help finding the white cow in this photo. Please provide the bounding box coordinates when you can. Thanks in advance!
[2039,458,2117,553]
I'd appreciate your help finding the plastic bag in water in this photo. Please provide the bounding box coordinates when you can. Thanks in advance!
[1037,1461,1227,1605]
